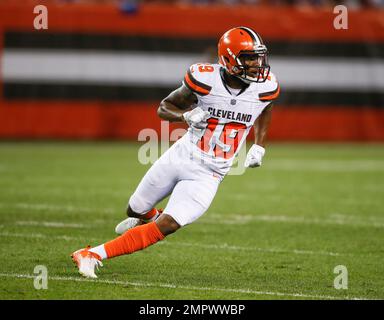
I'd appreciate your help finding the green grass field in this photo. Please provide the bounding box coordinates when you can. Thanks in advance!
[0,142,383,300]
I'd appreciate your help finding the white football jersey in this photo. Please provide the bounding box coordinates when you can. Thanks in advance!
[179,63,280,176]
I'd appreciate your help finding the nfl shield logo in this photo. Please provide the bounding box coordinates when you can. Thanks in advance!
[230,99,236,105]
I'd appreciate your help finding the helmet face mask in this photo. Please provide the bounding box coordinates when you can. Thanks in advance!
[218,27,271,83]
[235,51,270,83]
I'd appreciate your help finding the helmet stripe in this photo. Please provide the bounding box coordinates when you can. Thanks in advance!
[238,26,262,46]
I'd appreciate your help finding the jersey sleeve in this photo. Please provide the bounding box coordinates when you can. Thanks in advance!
[258,72,280,102]
[182,63,214,96]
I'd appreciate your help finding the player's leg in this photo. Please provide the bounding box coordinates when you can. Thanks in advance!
[115,206,163,234]
[71,172,220,278]
[71,212,181,278]
[115,151,179,234]
[162,175,221,227]
[72,145,184,278]
[118,160,222,235]
[155,213,181,235]
[71,220,166,278]
[94,213,180,262]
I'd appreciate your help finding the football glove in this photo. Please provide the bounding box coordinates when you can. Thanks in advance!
[183,107,210,129]
[244,144,265,168]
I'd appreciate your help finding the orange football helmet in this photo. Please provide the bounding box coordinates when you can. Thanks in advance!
[218,26,270,83]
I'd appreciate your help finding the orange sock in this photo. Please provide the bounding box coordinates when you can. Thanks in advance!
[104,221,165,259]
[141,208,159,221]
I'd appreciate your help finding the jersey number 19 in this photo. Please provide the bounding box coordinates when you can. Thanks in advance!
[197,118,247,159]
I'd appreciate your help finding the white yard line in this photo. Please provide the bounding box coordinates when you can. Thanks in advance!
[204,213,384,228]
[0,273,368,300]
[0,231,84,241]
[1,188,128,197]
[0,231,343,257]
[2,202,383,228]
[0,203,114,214]
[264,159,384,172]
[159,241,342,257]
[15,221,88,228]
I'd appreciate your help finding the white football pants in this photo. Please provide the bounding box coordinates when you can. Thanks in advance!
[128,140,221,226]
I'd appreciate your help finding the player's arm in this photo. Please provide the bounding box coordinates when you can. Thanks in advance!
[157,84,198,123]
[254,103,273,147]
[244,103,273,168]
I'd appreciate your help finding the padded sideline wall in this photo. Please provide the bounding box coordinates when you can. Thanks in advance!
[0,3,383,141]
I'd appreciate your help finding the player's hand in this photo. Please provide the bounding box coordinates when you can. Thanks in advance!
[182,107,210,129]
[244,144,265,168]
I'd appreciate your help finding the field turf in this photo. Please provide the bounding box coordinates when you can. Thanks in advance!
[0,142,383,300]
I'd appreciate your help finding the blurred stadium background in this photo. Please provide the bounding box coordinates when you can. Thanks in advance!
[0,0,383,141]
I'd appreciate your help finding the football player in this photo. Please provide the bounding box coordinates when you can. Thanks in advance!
[71,26,280,278]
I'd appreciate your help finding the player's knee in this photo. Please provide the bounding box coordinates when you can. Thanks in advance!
[127,194,151,218]
[126,205,140,218]
[156,214,181,236]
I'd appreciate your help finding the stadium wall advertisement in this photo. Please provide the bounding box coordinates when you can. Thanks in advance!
[0,3,383,141]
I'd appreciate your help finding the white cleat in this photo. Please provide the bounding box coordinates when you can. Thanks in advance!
[115,217,144,235]
[71,246,103,279]
[115,209,163,235]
